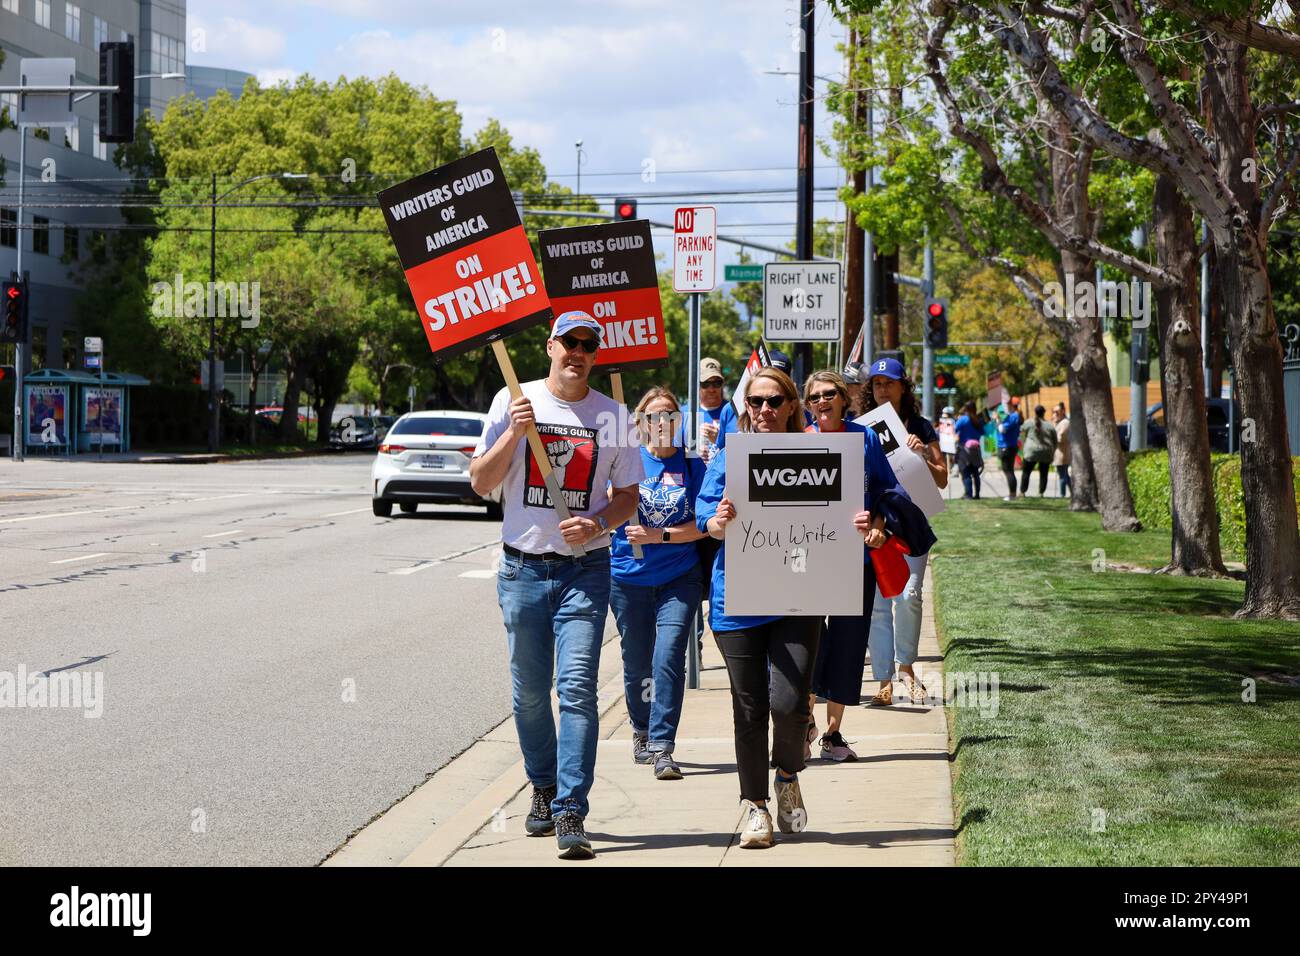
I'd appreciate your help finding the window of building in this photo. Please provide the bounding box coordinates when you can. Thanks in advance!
[32,216,49,255]
[64,122,79,152]
[150,31,185,75]
[1,209,16,248]
[94,15,108,47]
[64,227,79,260]
[92,123,107,161]
[2,0,19,16]
[65,3,80,42]
[35,0,50,29]
[0,92,17,130]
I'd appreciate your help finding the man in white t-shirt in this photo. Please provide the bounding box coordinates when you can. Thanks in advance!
[470,310,642,860]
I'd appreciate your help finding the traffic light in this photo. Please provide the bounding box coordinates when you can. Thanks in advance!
[2,279,27,345]
[934,370,957,391]
[99,41,135,144]
[614,198,638,221]
[924,298,948,349]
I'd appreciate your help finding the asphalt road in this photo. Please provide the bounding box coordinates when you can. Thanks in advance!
[0,454,513,865]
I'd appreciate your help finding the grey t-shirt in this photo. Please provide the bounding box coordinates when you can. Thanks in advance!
[474,380,644,554]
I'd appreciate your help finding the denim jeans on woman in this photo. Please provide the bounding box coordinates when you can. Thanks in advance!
[609,567,702,754]
[497,548,611,819]
[867,551,928,680]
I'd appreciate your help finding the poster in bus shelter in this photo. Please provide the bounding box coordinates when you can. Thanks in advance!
[27,385,68,446]
[84,387,123,445]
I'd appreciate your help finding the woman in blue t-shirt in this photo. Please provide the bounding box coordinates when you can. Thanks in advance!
[864,359,945,706]
[696,368,897,848]
[610,387,708,782]
[953,400,985,499]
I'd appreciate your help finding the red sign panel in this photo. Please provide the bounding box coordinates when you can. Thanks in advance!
[378,148,552,362]
[538,219,667,374]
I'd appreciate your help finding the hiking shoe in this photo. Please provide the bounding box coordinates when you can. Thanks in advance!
[525,784,557,836]
[654,751,683,780]
[555,812,594,860]
[819,731,858,762]
[632,731,653,764]
[739,800,774,849]
[774,772,807,833]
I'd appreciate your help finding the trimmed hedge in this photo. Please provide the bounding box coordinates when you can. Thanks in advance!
[1126,449,1300,562]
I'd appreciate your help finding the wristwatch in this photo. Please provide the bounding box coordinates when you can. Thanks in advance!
[660,529,670,543]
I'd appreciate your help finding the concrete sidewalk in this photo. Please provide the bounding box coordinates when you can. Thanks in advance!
[327,567,955,867]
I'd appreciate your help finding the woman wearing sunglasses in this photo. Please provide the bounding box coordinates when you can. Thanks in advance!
[609,387,708,781]
[695,368,898,848]
[798,370,884,762]
[863,358,946,706]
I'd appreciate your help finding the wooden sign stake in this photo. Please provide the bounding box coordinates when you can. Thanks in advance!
[491,339,586,557]
[609,372,643,559]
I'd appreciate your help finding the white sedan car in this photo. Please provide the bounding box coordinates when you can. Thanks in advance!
[370,410,502,519]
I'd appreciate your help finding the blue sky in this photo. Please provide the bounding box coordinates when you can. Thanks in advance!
[186,0,851,274]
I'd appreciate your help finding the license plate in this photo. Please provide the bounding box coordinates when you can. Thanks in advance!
[418,454,449,469]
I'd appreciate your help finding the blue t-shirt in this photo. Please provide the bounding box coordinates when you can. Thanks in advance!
[996,411,1022,451]
[954,414,982,445]
[674,403,725,460]
[611,447,705,586]
[695,429,902,633]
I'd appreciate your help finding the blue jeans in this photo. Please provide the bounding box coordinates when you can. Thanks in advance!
[867,551,927,680]
[609,566,702,753]
[497,548,611,819]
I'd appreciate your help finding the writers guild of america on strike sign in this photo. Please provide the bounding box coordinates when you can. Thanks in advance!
[378,147,553,362]
[672,206,716,293]
[763,261,844,343]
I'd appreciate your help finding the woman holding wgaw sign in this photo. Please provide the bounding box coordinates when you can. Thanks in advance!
[694,367,902,849]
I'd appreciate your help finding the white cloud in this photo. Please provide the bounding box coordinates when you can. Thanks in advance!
[189,15,287,65]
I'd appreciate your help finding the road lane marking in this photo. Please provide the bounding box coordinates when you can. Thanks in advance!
[390,541,499,576]
[49,552,112,565]
[322,508,369,517]
[187,494,253,502]
[458,569,497,579]
[201,529,243,539]
[0,505,139,525]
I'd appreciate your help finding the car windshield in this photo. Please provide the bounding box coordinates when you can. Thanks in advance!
[391,416,483,437]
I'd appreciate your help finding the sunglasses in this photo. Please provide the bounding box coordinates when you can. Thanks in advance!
[640,411,678,424]
[807,390,840,404]
[701,379,724,389]
[556,333,598,354]
[745,394,788,410]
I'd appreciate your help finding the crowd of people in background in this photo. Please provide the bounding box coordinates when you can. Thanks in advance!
[470,309,1069,859]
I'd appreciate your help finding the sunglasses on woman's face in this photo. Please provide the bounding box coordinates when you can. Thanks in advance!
[701,379,724,389]
[807,390,839,404]
[641,411,677,424]
[746,394,788,410]
[556,333,599,354]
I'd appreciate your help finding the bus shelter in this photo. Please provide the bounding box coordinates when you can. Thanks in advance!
[22,368,150,455]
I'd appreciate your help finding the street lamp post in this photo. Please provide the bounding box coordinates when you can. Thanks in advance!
[207,171,307,452]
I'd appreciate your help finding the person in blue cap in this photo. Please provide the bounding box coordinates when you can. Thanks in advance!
[471,309,644,860]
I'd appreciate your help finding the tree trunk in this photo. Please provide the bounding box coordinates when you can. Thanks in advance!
[1152,172,1226,575]
[841,27,867,365]
[1065,346,1099,512]
[247,369,259,445]
[278,365,302,441]
[315,399,335,447]
[1206,36,1300,618]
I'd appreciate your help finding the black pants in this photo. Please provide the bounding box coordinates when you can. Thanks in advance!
[714,616,821,802]
[1057,464,1071,497]
[1019,459,1050,495]
[813,561,878,705]
[999,448,1018,497]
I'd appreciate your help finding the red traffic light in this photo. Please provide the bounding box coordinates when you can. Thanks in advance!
[614,197,638,221]
[5,286,19,300]
[618,203,634,217]
[927,301,943,317]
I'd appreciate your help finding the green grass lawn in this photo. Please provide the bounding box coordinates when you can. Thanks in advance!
[929,498,1300,865]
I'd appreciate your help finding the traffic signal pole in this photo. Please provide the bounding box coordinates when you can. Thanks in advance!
[922,236,935,419]
[12,126,25,461]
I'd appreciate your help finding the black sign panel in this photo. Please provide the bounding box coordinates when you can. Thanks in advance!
[748,450,843,504]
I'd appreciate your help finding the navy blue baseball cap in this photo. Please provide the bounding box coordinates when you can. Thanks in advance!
[767,350,793,374]
[868,357,905,381]
[552,310,603,340]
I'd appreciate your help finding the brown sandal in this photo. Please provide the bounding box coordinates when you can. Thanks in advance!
[869,683,893,707]
[901,672,927,704]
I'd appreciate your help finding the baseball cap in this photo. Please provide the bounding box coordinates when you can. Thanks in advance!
[551,310,603,340]
[700,358,723,380]
[768,350,792,374]
[868,357,905,381]
[841,361,865,385]
[943,405,955,415]
[1009,396,1021,407]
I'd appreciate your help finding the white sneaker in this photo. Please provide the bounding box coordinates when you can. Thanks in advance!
[739,800,774,848]
[774,773,808,833]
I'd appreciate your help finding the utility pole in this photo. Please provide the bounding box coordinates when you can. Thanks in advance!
[921,235,935,419]
[794,0,815,387]
[841,26,866,371]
